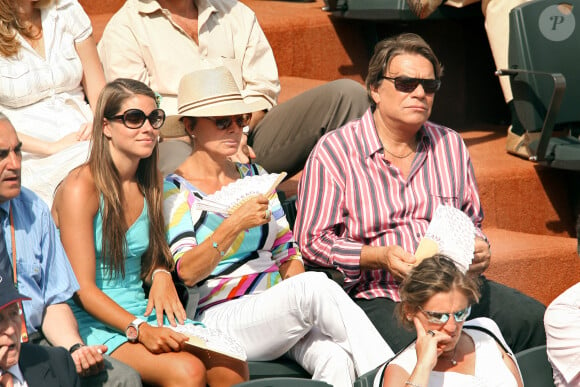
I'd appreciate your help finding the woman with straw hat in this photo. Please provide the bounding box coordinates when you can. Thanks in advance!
[162,66,395,387]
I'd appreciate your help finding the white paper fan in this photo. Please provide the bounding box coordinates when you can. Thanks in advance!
[194,172,287,215]
[414,205,475,273]
[169,324,247,361]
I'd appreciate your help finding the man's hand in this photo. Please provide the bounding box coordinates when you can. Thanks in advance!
[380,245,416,280]
[468,237,491,277]
[72,344,107,377]
[144,271,186,327]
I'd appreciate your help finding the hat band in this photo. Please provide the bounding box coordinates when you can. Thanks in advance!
[179,94,244,115]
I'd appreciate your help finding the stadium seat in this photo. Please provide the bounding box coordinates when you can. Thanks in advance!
[515,345,555,387]
[248,359,310,380]
[496,0,580,170]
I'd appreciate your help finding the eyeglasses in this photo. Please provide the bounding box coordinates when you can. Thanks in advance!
[419,305,471,324]
[203,114,252,130]
[108,108,166,129]
[381,76,441,94]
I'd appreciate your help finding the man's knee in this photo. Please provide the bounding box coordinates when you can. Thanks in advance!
[81,356,141,387]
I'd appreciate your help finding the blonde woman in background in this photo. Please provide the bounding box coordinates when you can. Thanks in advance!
[0,0,105,206]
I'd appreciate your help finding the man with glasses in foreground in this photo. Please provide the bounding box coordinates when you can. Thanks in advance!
[294,32,546,354]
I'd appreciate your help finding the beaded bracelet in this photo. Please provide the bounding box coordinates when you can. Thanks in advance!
[208,234,225,257]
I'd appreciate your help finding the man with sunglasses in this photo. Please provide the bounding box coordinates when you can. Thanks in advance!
[97,0,369,178]
[295,33,546,354]
[0,114,142,387]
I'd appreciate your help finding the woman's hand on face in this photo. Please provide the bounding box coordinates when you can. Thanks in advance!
[137,324,188,354]
[413,317,451,371]
[228,194,271,232]
[144,271,186,327]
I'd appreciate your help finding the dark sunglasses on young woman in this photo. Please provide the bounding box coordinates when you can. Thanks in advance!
[108,108,166,129]
[203,114,252,130]
[381,76,442,94]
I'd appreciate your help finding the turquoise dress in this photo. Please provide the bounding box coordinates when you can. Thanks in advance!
[70,198,197,354]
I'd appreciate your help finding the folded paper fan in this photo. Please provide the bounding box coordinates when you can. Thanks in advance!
[169,324,247,362]
[414,205,476,273]
[194,172,287,215]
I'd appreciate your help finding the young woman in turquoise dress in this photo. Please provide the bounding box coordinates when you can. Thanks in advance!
[51,78,248,387]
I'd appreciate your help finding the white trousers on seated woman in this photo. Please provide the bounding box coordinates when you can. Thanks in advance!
[198,272,394,387]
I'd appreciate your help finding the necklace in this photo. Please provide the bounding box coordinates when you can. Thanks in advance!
[384,146,415,159]
[443,336,460,366]
[449,347,458,366]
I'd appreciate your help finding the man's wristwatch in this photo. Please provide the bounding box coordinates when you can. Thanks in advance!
[125,318,146,343]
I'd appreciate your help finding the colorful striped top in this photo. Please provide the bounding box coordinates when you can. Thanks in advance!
[295,108,485,302]
[163,163,302,315]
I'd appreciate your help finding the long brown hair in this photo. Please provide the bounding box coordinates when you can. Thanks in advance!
[89,78,172,280]
[0,0,52,57]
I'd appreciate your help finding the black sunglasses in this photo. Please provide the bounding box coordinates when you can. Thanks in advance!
[381,76,441,94]
[108,108,166,129]
[203,114,252,130]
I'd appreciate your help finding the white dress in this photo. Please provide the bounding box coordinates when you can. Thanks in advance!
[0,0,93,206]
[374,318,521,387]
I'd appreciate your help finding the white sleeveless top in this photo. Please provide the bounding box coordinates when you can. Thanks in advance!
[374,318,520,387]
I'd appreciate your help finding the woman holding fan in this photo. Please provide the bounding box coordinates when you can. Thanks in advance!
[162,66,394,387]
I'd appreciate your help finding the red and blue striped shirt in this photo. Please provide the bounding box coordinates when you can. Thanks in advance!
[295,109,484,301]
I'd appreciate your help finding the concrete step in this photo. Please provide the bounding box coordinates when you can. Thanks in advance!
[484,228,580,306]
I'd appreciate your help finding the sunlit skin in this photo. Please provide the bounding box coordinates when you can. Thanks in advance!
[103,95,160,163]
[0,303,23,371]
[0,120,23,203]
[371,53,436,135]
[190,116,245,159]
[412,289,469,357]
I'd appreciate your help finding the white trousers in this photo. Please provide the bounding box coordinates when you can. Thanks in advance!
[198,272,394,387]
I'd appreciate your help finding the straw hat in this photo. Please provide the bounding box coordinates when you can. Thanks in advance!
[160,66,270,138]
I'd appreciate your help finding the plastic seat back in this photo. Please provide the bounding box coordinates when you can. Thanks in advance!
[515,345,555,387]
[500,0,580,168]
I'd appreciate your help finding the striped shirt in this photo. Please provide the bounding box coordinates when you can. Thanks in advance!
[295,108,484,301]
[164,163,302,314]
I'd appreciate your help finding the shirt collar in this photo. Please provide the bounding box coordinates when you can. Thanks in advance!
[360,109,431,158]
[136,0,217,21]
[2,365,25,385]
[136,0,163,15]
